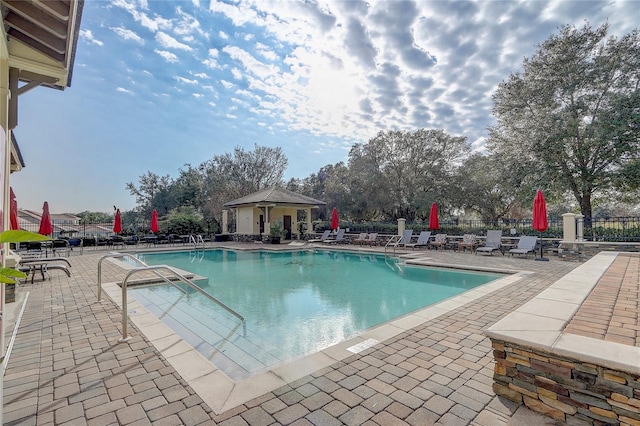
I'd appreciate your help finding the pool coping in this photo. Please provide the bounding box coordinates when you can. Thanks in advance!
[102,255,533,414]
[484,251,640,376]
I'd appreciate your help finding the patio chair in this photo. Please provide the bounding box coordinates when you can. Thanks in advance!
[364,233,378,246]
[67,238,83,254]
[387,229,414,248]
[111,235,125,249]
[475,230,503,255]
[308,230,331,243]
[457,234,477,253]
[509,236,538,258]
[324,229,346,244]
[405,231,431,250]
[51,239,71,257]
[352,233,368,245]
[18,257,72,283]
[430,233,448,251]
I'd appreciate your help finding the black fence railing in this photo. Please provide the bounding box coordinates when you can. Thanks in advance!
[312,218,565,238]
[20,216,640,243]
[312,216,640,242]
[583,217,640,242]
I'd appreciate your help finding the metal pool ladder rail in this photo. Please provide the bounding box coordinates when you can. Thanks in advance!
[97,253,245,342]
[190,234,206,250]
[384,235,401,254]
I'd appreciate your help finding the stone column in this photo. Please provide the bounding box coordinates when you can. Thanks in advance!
[562,213,576,242]
[576,214,584,241]
[398,218,405,236]
[222,209,228,234]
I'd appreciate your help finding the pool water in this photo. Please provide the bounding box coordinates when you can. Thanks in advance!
[129,249,501,380]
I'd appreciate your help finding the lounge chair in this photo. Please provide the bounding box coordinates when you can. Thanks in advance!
[509,236,538,258]
[457,234,477,253]
[324,229,346,244]
[405,231,431,250]
[387,229,414,248]
[51,239,71,257]
[430,233,448,251]
[18,257,72,283]
[67,238,83,254]
[308,230,331,243]
[111,235,125,249]
[475,230,503,255]
[352,233,368,245]
[364,233,378,246]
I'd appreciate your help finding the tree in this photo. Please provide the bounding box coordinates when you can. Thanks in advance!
[201,144,288,225]
[348,129,470,220]
[451,153,521,222]
[489,23,640,218]
[125,171,172,214]
[171,164,206,210]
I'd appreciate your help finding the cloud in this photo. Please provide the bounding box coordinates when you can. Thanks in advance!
[223,46,280,81]
[111,0,172,32]
[110,26,144,44]
[343,18,377,69]
[174,7,208,39]
[117,87,133,94]
[154,49,178,62]
[155,32,193,50]
[80,29,104,46]
[175,76,198,84]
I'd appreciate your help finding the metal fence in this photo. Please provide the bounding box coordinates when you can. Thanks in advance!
[21,216,640,243]
[19,221,111,239]
[584,216,640,242]
[312,216,640,242]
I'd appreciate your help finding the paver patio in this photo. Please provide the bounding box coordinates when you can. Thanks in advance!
[3,242,627,425]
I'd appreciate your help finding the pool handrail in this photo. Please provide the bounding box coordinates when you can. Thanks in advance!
[98,253,188,301]
[97,254,246,342]
[189,234,206,250]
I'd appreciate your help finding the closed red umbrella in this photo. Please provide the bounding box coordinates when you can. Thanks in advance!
[113,209,122,234]
[532,190,549,261]
[429,203,439,230]
[9,187,19,230]
[38,201,53,236]
[150,209,159,233]
[330,208,339,231]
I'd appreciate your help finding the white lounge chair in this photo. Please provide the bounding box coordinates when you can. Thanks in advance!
[324,229,346,244]
[475,230,503,255]
[387,229,414,248]
[509,236,538,258]
[405,231,431,250]
[308,230,331,243]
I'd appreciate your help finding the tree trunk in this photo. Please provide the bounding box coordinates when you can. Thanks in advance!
[580,192,592,218]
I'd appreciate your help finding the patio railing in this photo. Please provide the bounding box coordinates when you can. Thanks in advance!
[311,217,640,242]
[19,216,640,243]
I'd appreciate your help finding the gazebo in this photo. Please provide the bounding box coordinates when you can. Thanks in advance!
[223,186,326,240]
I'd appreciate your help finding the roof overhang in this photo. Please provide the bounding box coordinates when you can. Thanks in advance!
[2,0,84,91]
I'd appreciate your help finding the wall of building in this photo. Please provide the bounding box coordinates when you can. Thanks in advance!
[236,208,256,234]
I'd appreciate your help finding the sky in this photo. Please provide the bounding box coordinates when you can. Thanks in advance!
[10,0,638,214]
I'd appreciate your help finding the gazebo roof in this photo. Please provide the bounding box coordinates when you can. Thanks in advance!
[223,186,326,208]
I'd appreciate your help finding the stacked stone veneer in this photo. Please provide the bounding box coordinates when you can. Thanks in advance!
[491,339,640,425]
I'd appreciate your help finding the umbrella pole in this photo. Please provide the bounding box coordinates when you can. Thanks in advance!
[535,231,549,261]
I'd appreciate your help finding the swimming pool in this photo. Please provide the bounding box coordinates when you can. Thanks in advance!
[128,249,501,380]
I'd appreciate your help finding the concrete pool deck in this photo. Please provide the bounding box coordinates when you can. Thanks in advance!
[2,242,630,425]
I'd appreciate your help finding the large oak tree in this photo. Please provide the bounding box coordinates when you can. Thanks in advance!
[488,24,640,218]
